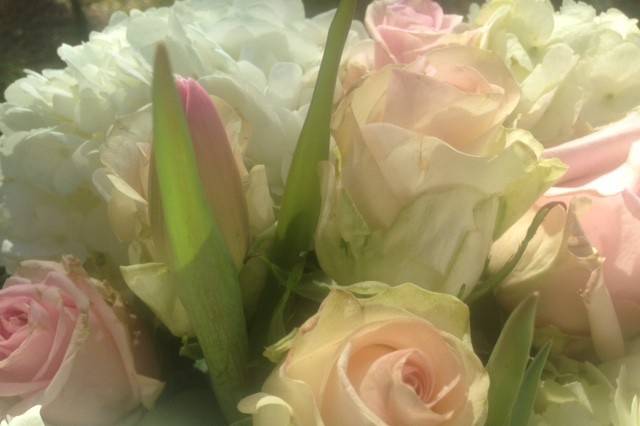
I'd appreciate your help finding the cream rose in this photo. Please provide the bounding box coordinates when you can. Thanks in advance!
[239,283,489,426]
[317,45,563,297]
[491,113,640,361]
[0,257,163,425]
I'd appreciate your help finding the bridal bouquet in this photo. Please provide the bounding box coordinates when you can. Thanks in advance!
[2,0,640,424]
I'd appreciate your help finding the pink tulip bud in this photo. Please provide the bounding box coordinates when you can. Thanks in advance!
[175,77,249,267]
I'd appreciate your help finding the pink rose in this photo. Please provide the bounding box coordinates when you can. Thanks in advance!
[0,257,163,425]
[366,0,465,66]
[491,113,640,360]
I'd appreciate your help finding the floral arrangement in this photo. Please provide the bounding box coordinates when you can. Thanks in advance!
[1,0,640,424]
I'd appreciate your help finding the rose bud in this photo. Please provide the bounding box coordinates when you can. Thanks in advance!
[95,79,275,337]
[174,77,250,267]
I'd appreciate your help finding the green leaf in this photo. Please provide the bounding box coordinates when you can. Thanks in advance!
[486,293,539,426]
[267,261,305,343]
[466,201,564,304]
[272,0,356,267]
[179,336,204,361]
[510,343,551,426]
[152,45,248,422]
[264,327,298,364]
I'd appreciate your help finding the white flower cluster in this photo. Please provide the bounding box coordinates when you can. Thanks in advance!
[0,0,362,274]
[472,0,640,146]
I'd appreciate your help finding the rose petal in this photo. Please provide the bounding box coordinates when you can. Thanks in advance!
[582,266,625,360]
[544,112,640,185]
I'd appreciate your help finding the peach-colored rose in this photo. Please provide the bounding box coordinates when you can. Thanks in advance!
[366,0,464,67]
[0,257,163,425]
[239,283,489,426]
[491,112,640,360]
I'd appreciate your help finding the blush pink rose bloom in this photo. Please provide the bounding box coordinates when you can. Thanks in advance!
[491,113,640,360]
[0,257,163,425]
[239,283,489,426]
[342,1,481,95]
[366,0,463,66]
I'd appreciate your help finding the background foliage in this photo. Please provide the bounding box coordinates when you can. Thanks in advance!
[2,0,640,99]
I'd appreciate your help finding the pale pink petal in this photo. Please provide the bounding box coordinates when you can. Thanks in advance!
[320,319,466,426]
[582,267,625,361]
[0,298,58,390]
[360,46,519,154]
[365,0,464,66]
[541,192,640,334]
[358,349,454,425]
[544,112,640,185]
[41,310,139,426]
[541,137,640,339]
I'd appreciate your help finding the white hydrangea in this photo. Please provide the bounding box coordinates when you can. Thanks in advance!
[528,358,612,426]
[530,342,640,426]
[0,0,365,274]
[472,0,640,146]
